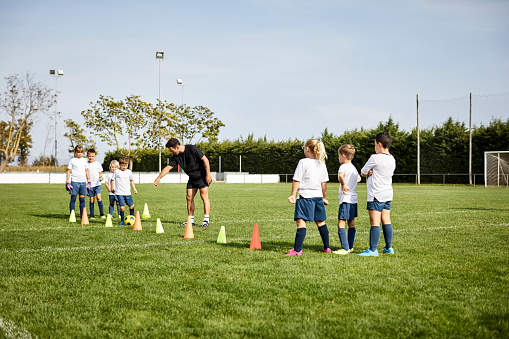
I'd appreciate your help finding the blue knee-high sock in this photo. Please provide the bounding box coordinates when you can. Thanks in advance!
[382,224,393,249]
[130,208,135,216]
[109,203,114,216]
[338,228,349,251]
[369,226,381,252]
[120,210,125,222]
[117,204,121,216]
[79,197,86,217]
[90,200,95,216]
[293,228,307,252]
[318,224,330,249]
[98,200,104,216]
[348,227,356,250]
[70,195,77,213]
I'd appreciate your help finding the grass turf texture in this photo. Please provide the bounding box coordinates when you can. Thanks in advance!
[0,183,507,338]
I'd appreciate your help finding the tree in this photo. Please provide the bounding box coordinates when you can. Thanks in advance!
[0,120,33,165]
[64,119,96,155]
[81,95,161,169]
[0,73,54,172]
[169,104,225,144]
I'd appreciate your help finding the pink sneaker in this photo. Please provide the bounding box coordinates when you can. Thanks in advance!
[323,248,332,253]
[284,249,303,256]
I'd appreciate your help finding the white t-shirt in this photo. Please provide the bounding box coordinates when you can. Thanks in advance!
[68,157,89,182]
[338,162,360,204]
[361,153,396,202]
[88,161,103,187]
[112,169,134,196]
[104,172,115,196]
[293,158,329,199]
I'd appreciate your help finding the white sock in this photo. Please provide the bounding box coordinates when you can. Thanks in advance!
[190,216,194,223]
[203,215,209,222]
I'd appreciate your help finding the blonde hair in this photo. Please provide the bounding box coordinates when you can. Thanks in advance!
[305,139,327,163]
[338,144,356,161]
[109,160,119,170]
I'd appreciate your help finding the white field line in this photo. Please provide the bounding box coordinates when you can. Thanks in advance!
[0,210,491,233]
[3,223,508,255]
[0,317,36,339]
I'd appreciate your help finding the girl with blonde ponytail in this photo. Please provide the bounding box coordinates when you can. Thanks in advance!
[285,139,331,256]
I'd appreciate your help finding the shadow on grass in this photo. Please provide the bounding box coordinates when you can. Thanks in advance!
[453,207,509,212]
[207,239,328,253]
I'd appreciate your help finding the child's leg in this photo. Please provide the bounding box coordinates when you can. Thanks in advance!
[381,209,393,250]
[293,219,307,252]
[368,209,382,252]
[337,219,349,251]
[116,202,121,217]
[120,205,125,221]
[97,193,104,216]
[89,196,95,216]
[347,219,356,251]
[109,196,114,215]
[79,195,86,217]
[129,205,135,216]
[316,221,330,251]
[69,195,77,214]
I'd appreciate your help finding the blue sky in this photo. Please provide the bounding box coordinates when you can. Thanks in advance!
[1,0,508,163]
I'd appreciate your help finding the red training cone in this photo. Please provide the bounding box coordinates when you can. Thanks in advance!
[81,207,89,226]
[184,216,194,239]
[249,223,262,250]
[134,211,142,231]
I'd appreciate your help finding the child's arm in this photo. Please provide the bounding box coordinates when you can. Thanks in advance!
[338,171,350,193]
[131,180,137,194]
[85,168,91,188]
[99,171,103,182]
[288,180,300,204]
[321,182,329,205]
[110,179,115,194]
[66,168,73,190]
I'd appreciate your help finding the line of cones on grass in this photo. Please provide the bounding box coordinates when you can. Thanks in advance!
[68,203,262,249]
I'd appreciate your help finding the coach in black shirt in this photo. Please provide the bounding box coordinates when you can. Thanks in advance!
[153,138,212,227]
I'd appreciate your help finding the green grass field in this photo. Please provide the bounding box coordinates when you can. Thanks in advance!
[0,183,508,338]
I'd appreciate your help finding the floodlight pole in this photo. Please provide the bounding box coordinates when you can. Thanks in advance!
[416,94,420,185]
[176,79,188,105]
[469,92,472,185]
[50,69,63,173]
[156,52,164,172]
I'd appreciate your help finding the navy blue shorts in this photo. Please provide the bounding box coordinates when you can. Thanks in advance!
[117,195,134,207]
[367,200,391,212]
[338,202,358,220]
[69,181,87,196]
[87,185,102,197]
[294,197,326,222]
[109,195,118,204]
[187,177,209,189]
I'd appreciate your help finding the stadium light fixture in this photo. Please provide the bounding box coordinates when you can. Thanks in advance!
[176,79,187,105]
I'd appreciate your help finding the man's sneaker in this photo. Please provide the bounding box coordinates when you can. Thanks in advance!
[284,249,303,256]
[200,220,210,227]
[323,248,332,253]
[100,215,107,219]
[181,221,195,226]
[357,249,379,257]
[333,249,350,255]
[383,247,395,254]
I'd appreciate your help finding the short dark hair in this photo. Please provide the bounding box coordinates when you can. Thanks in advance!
[166,138,180,149]
[119,157,129,165]
[87,148,96,155]
[375,132,392,149]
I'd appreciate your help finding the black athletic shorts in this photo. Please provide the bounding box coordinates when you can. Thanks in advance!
[186,177,209,189]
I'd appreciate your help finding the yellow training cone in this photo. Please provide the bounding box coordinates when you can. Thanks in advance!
[156,218,164,234]
[142,203,150,219]
[69,210,76,223]
[217,226,226,244]
[105,214,113,227]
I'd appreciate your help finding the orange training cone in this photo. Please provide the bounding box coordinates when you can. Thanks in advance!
[134,211,142,231]
[249,223,262,250]
[184,216,194,239]
[81,207,89,226]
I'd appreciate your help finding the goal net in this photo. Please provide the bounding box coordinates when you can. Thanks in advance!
[485,151,509,187]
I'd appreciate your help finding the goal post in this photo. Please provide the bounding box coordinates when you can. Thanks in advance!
[484,151,509,187]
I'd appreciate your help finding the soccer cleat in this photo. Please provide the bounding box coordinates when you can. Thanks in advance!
[357,249,379,257]
[383,247,395,254]
[333,249,350,255]
[120,221,125,226]
[90,216,96,219]
[349,248,354,253]
[100,215,106,219]
[181,221,195,226]
[284,249,303,256]
[323,248,332,253]
[200,220,210,227]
